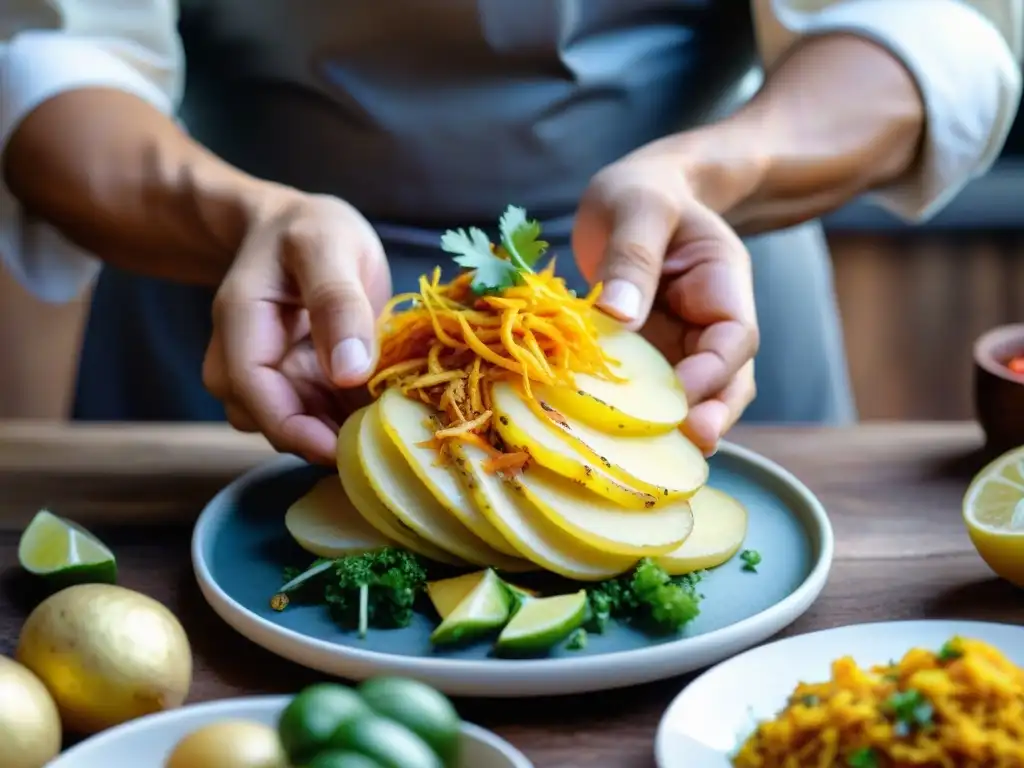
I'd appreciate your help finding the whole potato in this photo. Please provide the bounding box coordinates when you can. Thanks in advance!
[16,583,192,734]
[165,720,288,768]
[0,655,62,768]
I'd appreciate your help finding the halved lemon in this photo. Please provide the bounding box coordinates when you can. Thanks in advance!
[963,445,1024,587]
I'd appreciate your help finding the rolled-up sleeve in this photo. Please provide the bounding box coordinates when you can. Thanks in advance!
[0,1,184,302]
[759,0,1023,222]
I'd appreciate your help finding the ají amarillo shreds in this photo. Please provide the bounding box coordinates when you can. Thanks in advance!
[367,206,626,474]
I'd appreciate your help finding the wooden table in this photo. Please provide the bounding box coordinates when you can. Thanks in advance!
[2,422,1022,768]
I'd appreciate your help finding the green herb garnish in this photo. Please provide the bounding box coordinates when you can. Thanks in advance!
[441,205,548,294]
[740,549,762,572]
[275,548,428,639]
[938,637,964,661]
[566,628,588,651]
[847,747,879,767]
[885,689,934,736]
[585,559,702,635]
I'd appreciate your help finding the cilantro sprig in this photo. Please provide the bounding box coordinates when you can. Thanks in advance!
[441,205,549,294]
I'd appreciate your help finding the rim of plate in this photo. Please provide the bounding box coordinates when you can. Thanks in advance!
[653,619,1024,768]
[191,440,835,697]
[49,695,532,768]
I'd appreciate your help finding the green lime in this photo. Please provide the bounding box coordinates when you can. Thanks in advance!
[328,716,442,768]
[427,570,536,619]
[358,677,461,763]
[278,683,369,764]
[305,751,384,768]
[495,589,587,656]
[430,569,511,646]
[18,509,117,589]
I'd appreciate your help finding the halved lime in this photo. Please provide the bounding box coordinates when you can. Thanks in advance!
[18,510,117,589]
[495,589,587,656]
[430,569,511,646]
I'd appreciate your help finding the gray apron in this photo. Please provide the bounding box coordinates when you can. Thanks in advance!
[74,0,855,425]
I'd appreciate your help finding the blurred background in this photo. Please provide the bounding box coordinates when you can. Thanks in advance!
[2,78,1022,424]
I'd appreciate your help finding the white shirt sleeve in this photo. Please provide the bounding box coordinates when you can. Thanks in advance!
[0,1,184,302]
[757,0,1023,222]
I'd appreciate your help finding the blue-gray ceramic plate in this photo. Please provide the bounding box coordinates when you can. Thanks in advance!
[192,441,833,697]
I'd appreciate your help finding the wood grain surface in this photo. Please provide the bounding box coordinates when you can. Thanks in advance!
[1,423,1022,768]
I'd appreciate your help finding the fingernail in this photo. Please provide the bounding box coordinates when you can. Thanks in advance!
[332,338,371,381]
[599,279,642,322]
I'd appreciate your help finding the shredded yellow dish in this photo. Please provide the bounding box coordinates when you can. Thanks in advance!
[368,259,620,466]
[732,637,1024,768]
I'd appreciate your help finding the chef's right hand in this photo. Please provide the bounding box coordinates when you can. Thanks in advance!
[202,193,391,464]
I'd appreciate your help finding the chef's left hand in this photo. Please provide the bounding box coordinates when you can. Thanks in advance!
[573,147,759,455]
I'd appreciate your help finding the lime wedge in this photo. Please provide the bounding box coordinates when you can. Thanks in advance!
[427,570,535,620]
[495,589,587,656]
[18,510,117,589]
[430,569,511,646]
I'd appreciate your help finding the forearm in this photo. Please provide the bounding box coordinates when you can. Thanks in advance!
[672,33,925,233]
[2,88,284,285]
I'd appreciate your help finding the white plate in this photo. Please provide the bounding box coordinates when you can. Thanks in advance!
[48,695,532,768]
[654,619,1024,768]
[192,441,833,697]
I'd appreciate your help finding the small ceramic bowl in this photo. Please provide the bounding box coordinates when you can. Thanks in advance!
[973,324,1024,452]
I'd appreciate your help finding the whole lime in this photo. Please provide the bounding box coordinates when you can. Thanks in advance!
[277,684,369,764]
[358,677,460,763]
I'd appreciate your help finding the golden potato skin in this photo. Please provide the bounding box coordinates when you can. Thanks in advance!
[16,583,192,734]
[0,655,62,768]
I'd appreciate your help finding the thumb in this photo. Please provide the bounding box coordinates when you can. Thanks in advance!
[284,226,382,388]
[595,194,677,331]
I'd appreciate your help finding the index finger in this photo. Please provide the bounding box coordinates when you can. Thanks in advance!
[214,292,337,461]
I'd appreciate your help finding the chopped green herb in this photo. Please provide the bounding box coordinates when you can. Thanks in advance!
[740,549,762,572]
[566,628,588,651]
[585,559,702,635]
[275,548,428,639]
[800,694,820,707]
[938,638,964,662]
[885,689,934,736]
[847,747,878,767]
[441,205,547,294]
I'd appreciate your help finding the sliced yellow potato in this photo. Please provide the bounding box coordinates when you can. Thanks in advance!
[426,570,536,619]
[285,475,393,558]
[537,323,688,435]
[377,388,519,557]
[357,401,532,571]
[493,382,706,503]
[449,440,637,581]
[656,486,748,575]
[512,464,694,556]
[336,409,462,565]
[491,387,656,510]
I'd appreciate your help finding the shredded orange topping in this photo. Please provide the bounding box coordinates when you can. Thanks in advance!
[368,261,622,470]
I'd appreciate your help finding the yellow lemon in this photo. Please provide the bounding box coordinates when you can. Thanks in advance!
[963,445,1024,587]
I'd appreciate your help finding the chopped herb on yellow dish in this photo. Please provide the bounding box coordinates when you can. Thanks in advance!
[732,637,1024,768]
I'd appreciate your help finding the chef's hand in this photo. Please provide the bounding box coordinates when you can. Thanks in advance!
[573,150,759,455]
[203,194,391,464]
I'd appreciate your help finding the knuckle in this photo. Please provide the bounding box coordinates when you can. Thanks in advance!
[281,219,329,265]
[305,279,367,318]
[744,323,762,357]
[210,285,245,326]
[201,354,228,398]
[612,239,662,275]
